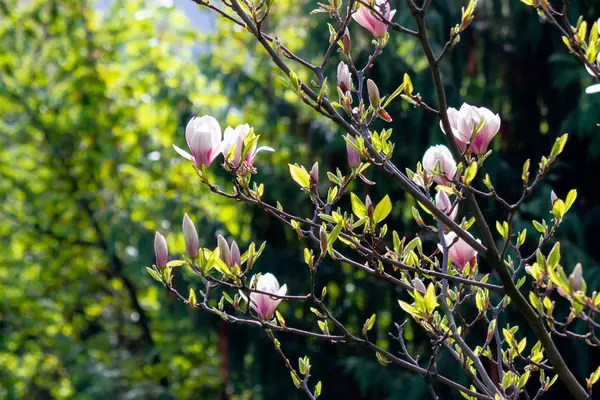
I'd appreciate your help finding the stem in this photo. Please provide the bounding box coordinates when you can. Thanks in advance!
[438,221,503,398]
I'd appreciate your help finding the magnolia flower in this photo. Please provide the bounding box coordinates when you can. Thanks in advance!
[337,61,351,94]
[310,162,319,188]
[174,116,223,168]
[182,213,199,259]
[249,273,287,320]
[154,231,168,268]
[218,234,241,268]
[346,135,361,168]
[435,190,457,221]
[422,145,457,185]
[442,104,501,155]
[352,0,396,38]
[444,232,478,272]
[222,124,274,171]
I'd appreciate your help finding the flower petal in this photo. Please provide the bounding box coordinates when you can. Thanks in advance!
[173,144,194,161]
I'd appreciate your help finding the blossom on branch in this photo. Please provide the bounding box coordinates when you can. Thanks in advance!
[249,273,287,320]
[352,0,396,38]
[442,103,501,155]
[222,123,274,173]
[174,116,223,168]
[422,145,457,185]
[443,232,478,272]
[435,190,457,221]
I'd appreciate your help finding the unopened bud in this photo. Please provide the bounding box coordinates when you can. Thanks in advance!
[341,28,351,53]
[154,231,168,268]
[182,213,199,259]
[411,278,426,294]
[367,79,380,108]
[230,241,241,267]
[346,135,361,169]
[365,195,374,220]
[310,162,319,188]
[337,61,351,94]
[319,226,328,254]
[218,235,230,266]
[570,263,584,292]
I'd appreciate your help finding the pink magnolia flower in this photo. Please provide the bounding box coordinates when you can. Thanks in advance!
[441,104,501,155]
[352,0,396,38]
[154,231,168,268]
[174,116,223,168]
[337,61,351,94]
[222,124,274,170]
[182,213,199,259]
[422,145,457,185]
[444,232,478,272]
[249,273,287,320]
[435,190,457,221]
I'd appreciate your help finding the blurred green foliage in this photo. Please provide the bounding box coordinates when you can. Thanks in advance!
[2,0,600,398]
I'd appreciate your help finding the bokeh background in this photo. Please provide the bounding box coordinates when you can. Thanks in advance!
[2,0,600,398]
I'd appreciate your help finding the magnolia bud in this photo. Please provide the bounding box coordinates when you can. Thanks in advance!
[365,195,374,220]
[310,162,319,188]
[218,235,230,265]
[337,61,351,94]
[570,263,584,292]
[341,28,351,53]
[367,79,380,108]
[154,231,168,268]
[230,241,241,267]
[319,226,328,254]
[346,135,361,169]
[551,190,558,206]
[412,278,426,294]
[182,213,199,259]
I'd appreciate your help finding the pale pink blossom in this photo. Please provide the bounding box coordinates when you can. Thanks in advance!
[337,61,351,94]
[222,124,274,170]
[352,0,396,38]
[173,116,223,167]
[435,190,457,221]
[444,232,478,272]
[249,273,287,320]
[441,104,501,155]
[422,145,457,185]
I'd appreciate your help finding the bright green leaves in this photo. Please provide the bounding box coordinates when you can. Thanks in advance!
[373,195,392,223]
[550,133,568,161]
[362,313,376,335]
[350,193,367,218]
[587,365,600,391]
[552,189,577,220]
[464,161,478,185]
[289,163,311,189]
[399,283,438,322]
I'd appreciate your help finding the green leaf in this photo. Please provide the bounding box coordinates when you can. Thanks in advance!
[146,267,163,282]
[314,381,322,398]
[465,161,478,184]
[550,134,568,160]
[166,260,186,268]
[424,283,438,314]
[565,189,577,211]
[362,313,376,335]
[350,193,367,218]
[547,242,560,269]
[289,164,310,189]
[188,288,197,304]
[590,365,600,385]
[373,195,392,223]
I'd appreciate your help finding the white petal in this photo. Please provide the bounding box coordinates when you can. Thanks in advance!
[173,144,193,161]
[254,146,275,154]
[585,83,600,94]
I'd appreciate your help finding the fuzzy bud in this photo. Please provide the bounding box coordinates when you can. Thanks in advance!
[154,231,169,268]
